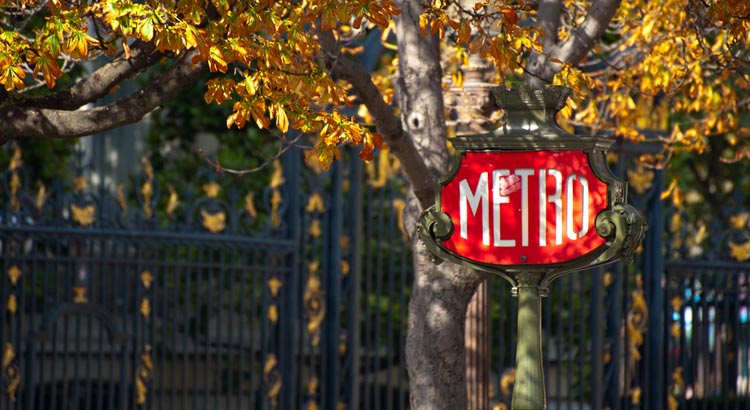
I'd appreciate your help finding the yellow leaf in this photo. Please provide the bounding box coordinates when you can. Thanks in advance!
[183,25,199,48]
[138,16,154,41]
[275,105,289,132]
[122,40,131,59]
[207,46,228,73]
[0,66,25,91]
[642,19,655,38]
[419,14,428,36]
[452,70,463,88]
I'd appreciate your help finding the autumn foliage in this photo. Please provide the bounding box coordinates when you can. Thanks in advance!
[1,0,749,166]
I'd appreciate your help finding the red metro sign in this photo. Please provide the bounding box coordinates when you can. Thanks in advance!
[440,150,608,265]
[417,86,647,280]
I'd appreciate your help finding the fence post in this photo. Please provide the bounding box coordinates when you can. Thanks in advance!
[644,168,666,410]
[591,267,605,410]
[346,152,363,410]
[323,159,344,410]
[281,146,302,410]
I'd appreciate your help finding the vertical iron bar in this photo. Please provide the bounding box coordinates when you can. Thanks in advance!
[118,340,128,409]
[722,275,730,410]
[608,264,624,410]
[296,211,308,410]
[386,189,396,410]
[258,247,269,410]
[15,244,24,410]
[645,168,666,410]
[323,160,343,410]
[365,180,377,410]
[281,146,302,410]
[348,151,363,410]
[26,240,38,410]
[200,246,209,410]
[62,302,71,409]
[374,178,386,410]
[217,246,226,408]
[132,244,141,410]
[398,228,408,410]
[74,311,82,409]
[578,274,586,410]
[158,245,170,410]
[237,248,250,410]
[204,246,215,410]
[623,267,631,410]
[680,279,688,410]
[173,245,183,410]
[553,280,562,406]
[591,269,604,410]
[182,245,191,410]
[567,276,574,410]
[224,248,236,408]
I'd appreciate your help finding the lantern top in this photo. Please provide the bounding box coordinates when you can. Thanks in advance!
[492,85,570,112]
[452,85,612,152]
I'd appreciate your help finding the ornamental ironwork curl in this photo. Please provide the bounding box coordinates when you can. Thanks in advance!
[264,354,282,407]
[135,345,153,405]
[2,343,20,403]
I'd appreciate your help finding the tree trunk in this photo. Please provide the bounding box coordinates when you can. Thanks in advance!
[393,1,490,408]
[406,242,486,409]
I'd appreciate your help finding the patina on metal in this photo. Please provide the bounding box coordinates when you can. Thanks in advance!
[418,85,647,410]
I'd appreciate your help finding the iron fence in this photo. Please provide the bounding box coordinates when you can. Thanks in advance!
[2,139,748,410]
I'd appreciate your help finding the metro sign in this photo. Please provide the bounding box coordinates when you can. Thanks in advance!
[418,86,646,280]
[440,150,607,265]
[418,142,641,278]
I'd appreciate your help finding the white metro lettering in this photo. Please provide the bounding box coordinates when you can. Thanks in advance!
[459,172,489,245]
[457,168,591,247]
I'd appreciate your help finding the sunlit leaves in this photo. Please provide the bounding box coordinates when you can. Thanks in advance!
[0,65,25,91]
[206,46,228,73]
[64,30,99,59]
[204,78,236,105]
[428,0,539,87]
[6,0,748,170]
[310,109,383,168]
[31,53,63,88]
[557,0,750,154]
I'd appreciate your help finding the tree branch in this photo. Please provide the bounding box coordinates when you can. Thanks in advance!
[525,0,621,86]
[555,0,621,64]
[2,48,206,141]
[538,0,563,49]
[525,0,564,87]
[7,41,164,110]
[318,29,437,209]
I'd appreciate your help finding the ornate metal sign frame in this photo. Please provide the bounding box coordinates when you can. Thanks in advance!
[418,86,646,292]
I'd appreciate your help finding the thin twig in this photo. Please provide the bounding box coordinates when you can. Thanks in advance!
[198,131,306,175]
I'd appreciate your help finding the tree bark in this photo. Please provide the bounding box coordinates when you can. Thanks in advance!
[1,48,205,141]
[406,239,487,410]
[8,41,163,110]
[394,1,489,409]
[525,0,621,87]
[319,30,436,209]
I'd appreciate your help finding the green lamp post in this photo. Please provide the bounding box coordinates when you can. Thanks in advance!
[418,85,646,410]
